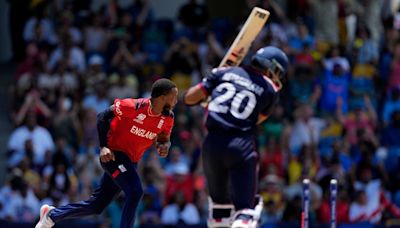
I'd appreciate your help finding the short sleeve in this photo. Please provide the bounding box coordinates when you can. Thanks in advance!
[200,67,227,94]
[162,114,175,136]
[113,98,137,118]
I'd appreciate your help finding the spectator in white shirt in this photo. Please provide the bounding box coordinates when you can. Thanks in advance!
[2,174,40,222]
[161,191,200,225]
[349,190,382,223]
[82,83,110,113]
[289,104,326,156]
[8,113,55,166]
[23,11,57,45]
[84,13,108,52]
[47,33,86,73]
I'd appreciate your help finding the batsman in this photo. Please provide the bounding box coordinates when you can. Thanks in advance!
[184,46,288,228]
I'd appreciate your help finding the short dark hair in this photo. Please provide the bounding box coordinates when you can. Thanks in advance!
[151,78,177,98]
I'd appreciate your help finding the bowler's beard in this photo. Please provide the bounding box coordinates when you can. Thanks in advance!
[162,104,171,116]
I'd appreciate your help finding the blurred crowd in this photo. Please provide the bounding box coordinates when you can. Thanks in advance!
[3,0,400,226]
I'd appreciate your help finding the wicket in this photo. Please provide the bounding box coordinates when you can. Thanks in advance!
[302,179,310,228]
[302,178,338,228]
[330,179,338,228]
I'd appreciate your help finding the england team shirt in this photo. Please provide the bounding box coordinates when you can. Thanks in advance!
[107,98,174,162]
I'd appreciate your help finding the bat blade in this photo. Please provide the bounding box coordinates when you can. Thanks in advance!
[219,7,270,68]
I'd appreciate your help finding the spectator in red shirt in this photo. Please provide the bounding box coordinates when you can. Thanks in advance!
[260,137,284,178]
[35,79,178,228]
[318,185,349,223]
[165,163,194,204]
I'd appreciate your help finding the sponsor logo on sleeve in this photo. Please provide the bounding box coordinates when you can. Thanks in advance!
[115,101,123,116]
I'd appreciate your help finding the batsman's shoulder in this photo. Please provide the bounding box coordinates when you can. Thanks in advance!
[211,66,231,75]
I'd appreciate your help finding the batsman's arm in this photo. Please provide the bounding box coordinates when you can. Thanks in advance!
[183,84,208,106]
[257,92,279,125]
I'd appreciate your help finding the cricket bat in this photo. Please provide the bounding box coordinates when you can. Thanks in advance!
[201,7,269,107]
[219,7,270,68]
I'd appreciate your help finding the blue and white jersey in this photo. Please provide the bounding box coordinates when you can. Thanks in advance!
[200,66,279,134]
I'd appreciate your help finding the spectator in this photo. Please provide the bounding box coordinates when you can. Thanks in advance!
[349,190,376,223]
[164,163,194,204]
[382,87,400,125]
[318,182,350,224]
[80,108,99,149]
[2,173,40,222]
[381,111,400,148]
[51,96,80,148]
[289,65,317,106]
[261,104,285,140]
[82,83,110,113]
[23,9,57,45]
[353,26,379,65]
[84,13,108,53]
[47,33,86,73]
[57,11,83,45]
[107,72,139,101]
[288,20,315,53]
[138,191,161,225]
[8,113,55,167]
[289,104,325,156]
[281,194,303,223]
[14,43,42,80]
[164,37,200,76]
[160,191,200,225]
[310,0,339,45]
[85,54,107,93]
[164,147,190,176]
[14,89,53,126]
[130,0,155,34]
[7,139,34,170]
[315,57,351,114]
[389,41,400,90]
[337,96,377,146]
[259,137,285,178]
[259,175,285,223]
[110,39,140,71]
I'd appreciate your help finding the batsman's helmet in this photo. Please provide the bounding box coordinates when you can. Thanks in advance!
[251,46,289,82]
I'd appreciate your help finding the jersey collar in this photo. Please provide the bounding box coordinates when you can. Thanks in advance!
[245,66,279,92]
[148,99,161,117]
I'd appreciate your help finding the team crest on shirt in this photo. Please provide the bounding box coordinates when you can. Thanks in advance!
[134,113,146,124]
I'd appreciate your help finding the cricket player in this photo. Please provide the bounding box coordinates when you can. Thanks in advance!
[35,79,178,228]
[183,46,288,227]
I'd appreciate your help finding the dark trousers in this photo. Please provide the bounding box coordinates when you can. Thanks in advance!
[49,152,143,228]
[202,133,258,217]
